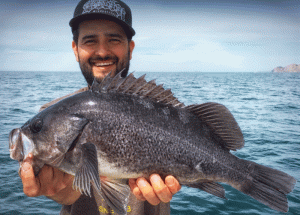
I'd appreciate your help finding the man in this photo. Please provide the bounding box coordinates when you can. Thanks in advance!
[20,0,181,214]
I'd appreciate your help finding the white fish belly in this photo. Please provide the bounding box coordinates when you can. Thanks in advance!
[97,153,142,179]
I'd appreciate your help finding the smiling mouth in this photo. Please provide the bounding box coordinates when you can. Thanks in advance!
[93,62,115,67]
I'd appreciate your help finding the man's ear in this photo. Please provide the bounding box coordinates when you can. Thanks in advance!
[72,41,79,62]
[129,40,135,60]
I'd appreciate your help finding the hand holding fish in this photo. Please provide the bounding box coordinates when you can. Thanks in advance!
[129,174,181,205]
[19,154,180,206]
[19,154,81,205]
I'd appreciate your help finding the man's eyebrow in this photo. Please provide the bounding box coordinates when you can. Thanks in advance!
[81,33,125,41]
[81,34,97,41]
[106,33,125,39]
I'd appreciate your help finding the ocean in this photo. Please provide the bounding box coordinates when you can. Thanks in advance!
[0,71,299,215]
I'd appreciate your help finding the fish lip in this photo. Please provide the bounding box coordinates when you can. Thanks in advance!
[9,128,19,151]
[21,132,35,160]
[9,128,35,162]
[9,128,23,161]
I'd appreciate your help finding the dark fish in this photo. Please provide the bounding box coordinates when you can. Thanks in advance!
[9,73,296,214]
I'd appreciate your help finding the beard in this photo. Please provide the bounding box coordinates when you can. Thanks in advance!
[78,49,131,86]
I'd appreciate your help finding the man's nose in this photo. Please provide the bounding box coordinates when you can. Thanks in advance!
[95,42,111,57]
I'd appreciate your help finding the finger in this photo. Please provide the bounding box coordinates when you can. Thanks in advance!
[20,161,41,197]
[52,167,73,190]
[61,170,74,187]
[39,165,69,197]
[128,178,146,201]
[150,174,172,203]
[165,175,181,194]
[136,177,160,205]
[36,165,55,196]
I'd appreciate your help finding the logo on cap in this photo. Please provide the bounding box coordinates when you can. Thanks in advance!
[82,0,126,22]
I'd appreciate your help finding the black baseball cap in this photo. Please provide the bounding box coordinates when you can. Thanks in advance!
[69,0,135,38]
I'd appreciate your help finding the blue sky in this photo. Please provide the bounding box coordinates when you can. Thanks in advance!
[1,0,299,72]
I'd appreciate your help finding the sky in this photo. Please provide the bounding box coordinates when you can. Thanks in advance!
[0,0,299,72]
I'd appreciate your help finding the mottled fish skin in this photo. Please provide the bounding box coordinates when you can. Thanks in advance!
[9,72,296,214]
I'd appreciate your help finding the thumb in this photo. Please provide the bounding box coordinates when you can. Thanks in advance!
[20,161,41,197]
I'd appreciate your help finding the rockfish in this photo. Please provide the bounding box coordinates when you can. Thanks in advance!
[9,73,296,214]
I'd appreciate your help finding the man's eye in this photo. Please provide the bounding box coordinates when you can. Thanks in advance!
[110,39,121,43]
[84,40,96,44]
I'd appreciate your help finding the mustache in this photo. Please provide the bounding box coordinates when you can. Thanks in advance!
[89,55,118,63]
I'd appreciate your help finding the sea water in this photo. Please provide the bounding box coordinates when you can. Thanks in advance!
[0,71,299,215]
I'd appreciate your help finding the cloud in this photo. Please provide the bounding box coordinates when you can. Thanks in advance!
[132,36,246,72]
[0,0,76,71]
[0,48,78,71]
[130,6,299,72]
[0,0,299,72]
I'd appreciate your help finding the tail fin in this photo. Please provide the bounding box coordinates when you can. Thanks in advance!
[239,162,296,212]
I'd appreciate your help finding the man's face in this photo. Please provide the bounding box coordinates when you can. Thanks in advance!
[72,19,135,85]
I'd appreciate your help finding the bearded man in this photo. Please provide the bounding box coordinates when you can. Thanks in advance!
[20,0,181,214]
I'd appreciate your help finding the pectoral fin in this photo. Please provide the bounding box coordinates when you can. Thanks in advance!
[100,178,131,215]
[73,142,101,197]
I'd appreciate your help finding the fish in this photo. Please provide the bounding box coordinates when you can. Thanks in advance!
[9,72,296,214]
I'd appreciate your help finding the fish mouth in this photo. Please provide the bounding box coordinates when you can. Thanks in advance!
[9,128,34,162]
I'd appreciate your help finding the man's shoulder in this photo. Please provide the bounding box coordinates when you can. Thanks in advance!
[39,87,89,112]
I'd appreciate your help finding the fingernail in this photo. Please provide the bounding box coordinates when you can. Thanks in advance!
[165,176,174,185]
[21,162,31,172]
[137,178,147,188]
[151,174,160,183]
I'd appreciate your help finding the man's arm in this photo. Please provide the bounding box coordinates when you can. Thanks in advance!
[20,156,181,205]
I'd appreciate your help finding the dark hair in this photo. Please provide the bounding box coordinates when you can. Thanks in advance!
[72,28,80,45]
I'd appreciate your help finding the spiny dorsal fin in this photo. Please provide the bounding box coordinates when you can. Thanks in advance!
[90,71,125,93]
[185,102,244,151]
[91,72,184,108]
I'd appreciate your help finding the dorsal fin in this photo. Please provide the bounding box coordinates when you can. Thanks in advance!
[90,71,126,93]
[185,102,244,151]
[91,72,184,108]
[92,73,243,150]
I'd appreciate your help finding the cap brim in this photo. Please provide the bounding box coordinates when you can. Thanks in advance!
[69,14,135,37]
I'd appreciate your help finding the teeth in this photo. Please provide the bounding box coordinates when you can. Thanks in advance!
[94,62,114,67]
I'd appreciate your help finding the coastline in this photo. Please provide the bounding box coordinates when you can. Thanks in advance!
[272,64,300,73]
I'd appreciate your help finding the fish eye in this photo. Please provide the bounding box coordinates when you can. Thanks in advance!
[30,118,43,133]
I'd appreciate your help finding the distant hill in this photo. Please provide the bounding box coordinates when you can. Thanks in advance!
[272,64,300,73]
